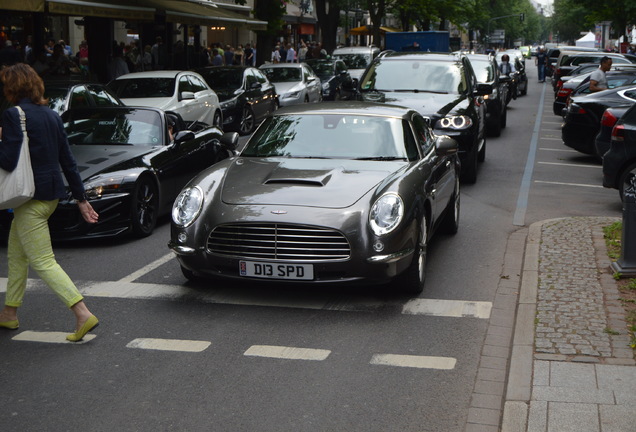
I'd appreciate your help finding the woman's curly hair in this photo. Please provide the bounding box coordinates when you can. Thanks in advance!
[1,63,47,105]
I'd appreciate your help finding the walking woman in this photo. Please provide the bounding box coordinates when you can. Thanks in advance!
[0,63,100,342]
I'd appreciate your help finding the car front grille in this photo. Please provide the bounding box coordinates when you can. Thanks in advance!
[207,223,351,262]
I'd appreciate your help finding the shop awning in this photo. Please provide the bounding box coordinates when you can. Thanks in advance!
[1,0,45,12]
[139,0,267,30]
[47,0,155,20]
[349,25,400,36]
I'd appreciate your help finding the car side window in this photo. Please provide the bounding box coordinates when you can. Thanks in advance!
[188,75,208,93]
[245,70,258,88]
[178,76,193,93]
[303,65,314,81]
[90,87,120,106]
[70,86,90,109]
[254,69,268,84]
[624,90,636,100]
[411,114,433,156]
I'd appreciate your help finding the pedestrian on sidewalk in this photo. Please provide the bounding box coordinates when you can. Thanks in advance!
[0,63,100,342]
[536,47,547,83]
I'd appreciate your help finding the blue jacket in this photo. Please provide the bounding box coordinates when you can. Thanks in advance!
[0,99,86,202]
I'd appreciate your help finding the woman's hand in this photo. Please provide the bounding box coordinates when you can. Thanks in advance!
[78,200,99,224]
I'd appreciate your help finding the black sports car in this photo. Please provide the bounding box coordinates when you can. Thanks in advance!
[467,54,509,137]
[304,58,354,101]
[193,66,277,136]
[0,106,238,240]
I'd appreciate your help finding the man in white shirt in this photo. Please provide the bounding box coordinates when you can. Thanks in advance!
[286,43,296,63]
[589,56,612,92]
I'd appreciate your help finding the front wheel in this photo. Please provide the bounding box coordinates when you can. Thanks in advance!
[618,161,636,201]
[239,105,255,135]
[393,216,428,294]
[131,176,159,237]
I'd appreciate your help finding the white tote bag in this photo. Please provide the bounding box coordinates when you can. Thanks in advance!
[0,106,35,210]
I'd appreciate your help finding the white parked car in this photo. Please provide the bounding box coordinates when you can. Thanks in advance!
[259,63,322,107]
[108,70,223,128]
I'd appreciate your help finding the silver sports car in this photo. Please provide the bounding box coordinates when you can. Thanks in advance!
[169,102,460,293]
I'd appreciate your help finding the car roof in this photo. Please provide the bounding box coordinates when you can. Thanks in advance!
[333,46,380,55]
[273,101,418,120]
[377,51,462,62]
[114,70,194,79]
[260,63,305,69]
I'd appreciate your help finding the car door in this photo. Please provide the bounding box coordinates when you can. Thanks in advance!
[253,68,277,117]
[187,73,217,125]
[244,69,265,119]
[302,64,321,102]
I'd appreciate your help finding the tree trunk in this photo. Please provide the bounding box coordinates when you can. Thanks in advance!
[315,1,342,53]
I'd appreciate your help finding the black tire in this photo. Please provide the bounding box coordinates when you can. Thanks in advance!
[213,110,223,130]
[394,216,428,294]
[334,89,342,101]
[440,175,460,235]
[462,147,478,184]
[521,82,528,96]
[304,95,309,103]
[478,137,486,162]
[618,161,636,201]
[131,176,159,237]
[488,115,502,137]
[239,105,255,135]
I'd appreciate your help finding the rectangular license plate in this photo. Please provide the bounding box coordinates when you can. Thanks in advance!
[239,261,314,280]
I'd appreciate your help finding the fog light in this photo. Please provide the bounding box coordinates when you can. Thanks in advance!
[373,241,384,252]
[178,232,187,243]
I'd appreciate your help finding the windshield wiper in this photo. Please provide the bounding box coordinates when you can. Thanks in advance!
[353,156,407,161]
[393,89,449,94]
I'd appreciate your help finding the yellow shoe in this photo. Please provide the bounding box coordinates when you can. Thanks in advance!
[66,315,99,342]
[0,319,19,330]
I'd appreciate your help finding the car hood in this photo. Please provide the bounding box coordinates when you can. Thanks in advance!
[273,82,303,95]
[360,91,468,118]
[70,145,155,181]
[221,158,405,208]
[120,97,174,111]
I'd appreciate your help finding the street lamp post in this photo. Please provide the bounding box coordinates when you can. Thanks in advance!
[486,13,525,47]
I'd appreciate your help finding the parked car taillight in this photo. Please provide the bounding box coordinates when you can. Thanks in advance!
[611,124,625,142]
[557,88,572,98]
[601,110,619,128]
[569,103,587,115]
[556,80,564,90]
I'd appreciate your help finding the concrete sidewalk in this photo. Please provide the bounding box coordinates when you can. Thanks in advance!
[502,217,636,432]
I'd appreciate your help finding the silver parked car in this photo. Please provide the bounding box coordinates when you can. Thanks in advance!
[259,63,322,107]
[169,102,460,294]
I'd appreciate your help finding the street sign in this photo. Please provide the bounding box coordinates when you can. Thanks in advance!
[490,29,505,43]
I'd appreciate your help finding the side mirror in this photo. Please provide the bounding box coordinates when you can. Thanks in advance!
[435,135,459,156]
[220,132,239,152]
[179,91,195,101]
[474,83,493,96]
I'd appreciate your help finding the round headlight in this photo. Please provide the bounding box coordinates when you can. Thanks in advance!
[172,186,203,227]
[437,115,473,130]
[369,193,404,236]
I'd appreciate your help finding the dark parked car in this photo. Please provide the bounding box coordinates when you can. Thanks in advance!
[46,81,124,116]
[552,52,636,92]
[594,106,632,160]
[562,85,636,157]
[555,69,636,117]
[0,107,237,240]
[169,102,460,294]
[357,52,491,183]
[305,58,353,101]
[193,66,277,135]
[602,102,636,199]
[467,54,509,137]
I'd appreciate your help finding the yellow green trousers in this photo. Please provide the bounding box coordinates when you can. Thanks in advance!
[4,199,83,309]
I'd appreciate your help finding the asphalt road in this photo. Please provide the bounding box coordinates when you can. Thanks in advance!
[0,63,621,432]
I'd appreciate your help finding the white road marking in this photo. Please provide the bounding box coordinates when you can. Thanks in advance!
[539,137,562,141]
[538,162,602,169]
[370,354,456,370]
[126,338,211,352]
[118,253,176,283]
[534,180,604,189]
[402,299,492,319]
[12,330,96,344]
[244,345,331,361]
[541,121,563,125]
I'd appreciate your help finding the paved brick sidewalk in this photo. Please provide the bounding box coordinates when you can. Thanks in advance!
[502,217,636,432]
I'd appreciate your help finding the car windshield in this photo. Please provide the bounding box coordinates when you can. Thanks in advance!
[306,62,334,79]
[359,60,466,94]
[63,109,164,146]
[333,54,371,69]
[200,69,242,89]
[261,67,301,83]
[109,78,176,98]
[242,114,409,160]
